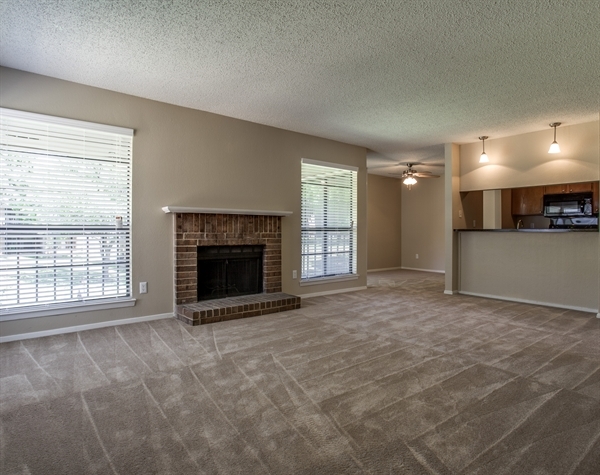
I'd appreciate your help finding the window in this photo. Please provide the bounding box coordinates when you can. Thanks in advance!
[301,158,357,282]
[0,108,134,318]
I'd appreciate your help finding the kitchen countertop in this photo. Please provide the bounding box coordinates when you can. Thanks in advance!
[455,228,598,233]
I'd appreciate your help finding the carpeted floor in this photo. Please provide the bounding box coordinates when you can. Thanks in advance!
[1,269,599,474]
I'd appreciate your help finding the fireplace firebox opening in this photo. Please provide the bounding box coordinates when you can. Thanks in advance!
[197,245,264,301]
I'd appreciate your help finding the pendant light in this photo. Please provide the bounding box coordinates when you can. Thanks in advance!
[548,122,561,153]
[478,136,489,163]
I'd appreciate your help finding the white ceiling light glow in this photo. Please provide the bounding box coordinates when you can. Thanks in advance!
[403,176,417,191]
[478,136,489,163]
[548,122,561,154]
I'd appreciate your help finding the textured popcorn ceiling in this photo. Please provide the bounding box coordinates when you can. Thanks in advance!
[1,1,598,176]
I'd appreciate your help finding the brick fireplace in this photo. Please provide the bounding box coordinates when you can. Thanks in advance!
[169,211,300,325]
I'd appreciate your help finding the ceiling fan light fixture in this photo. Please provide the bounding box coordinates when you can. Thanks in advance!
[400,163,440,189]
[403,173,417,190]
[548,122,561,154]
[478,136,489,163]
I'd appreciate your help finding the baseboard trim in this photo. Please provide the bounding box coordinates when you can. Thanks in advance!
[301,286,367,299]
[401,267,445,274]
[444,290,458,295]
[367,267,402,273]
[0,313,173,343]
[458,291,598,315]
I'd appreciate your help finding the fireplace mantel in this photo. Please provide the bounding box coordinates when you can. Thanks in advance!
[162,206,292,216]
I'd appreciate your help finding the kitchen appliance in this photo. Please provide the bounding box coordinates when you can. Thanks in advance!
[543,192,594,218]
[549,216,598,229]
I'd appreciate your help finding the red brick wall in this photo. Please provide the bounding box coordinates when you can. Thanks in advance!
[173,213,282,304]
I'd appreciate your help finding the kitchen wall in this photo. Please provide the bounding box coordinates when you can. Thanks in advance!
[401,176,445,272]
[454,119,599,314]
[366,174,402,271]
[460,120,599,191]
[460,232,598,312]
[0,67,367,338]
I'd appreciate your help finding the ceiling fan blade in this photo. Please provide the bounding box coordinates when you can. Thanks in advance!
[414,173,440,178]
[403,162,444,168]
[368,163,402,169]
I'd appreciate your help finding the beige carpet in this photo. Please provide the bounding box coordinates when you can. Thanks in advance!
[1,270,599,474]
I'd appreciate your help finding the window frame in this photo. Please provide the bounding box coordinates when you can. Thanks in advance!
[300,158,358,284]
[0,108,135,321]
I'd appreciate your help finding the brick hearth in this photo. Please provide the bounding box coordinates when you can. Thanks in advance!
[176,293,301,325]
[172,212,300,325]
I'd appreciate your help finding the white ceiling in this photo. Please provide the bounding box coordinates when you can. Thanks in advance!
[1,1,598,178]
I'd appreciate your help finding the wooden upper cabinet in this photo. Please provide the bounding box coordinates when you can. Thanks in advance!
[544,182,593,194]
[544,184,565,194]
[510,181,599,217]
[511,186,544,215]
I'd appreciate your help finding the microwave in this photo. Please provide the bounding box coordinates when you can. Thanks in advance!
[543,192,593,217]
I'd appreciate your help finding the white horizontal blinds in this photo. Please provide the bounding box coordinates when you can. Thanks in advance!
[0,109,133,311]
[301,160,357,280]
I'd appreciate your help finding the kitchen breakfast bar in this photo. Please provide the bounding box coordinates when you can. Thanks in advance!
[456,229,599,314]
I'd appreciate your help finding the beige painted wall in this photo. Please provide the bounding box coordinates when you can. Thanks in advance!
[367,174,402,270]
[482,190,502,229]
[459,231,599,312]
[444,143,460,292]
[0,67,367,337]
[401,175,445,272]
[460,121,599,191]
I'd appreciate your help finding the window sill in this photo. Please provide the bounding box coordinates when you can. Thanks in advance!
[300,274,359,286]
[0,298,137,321]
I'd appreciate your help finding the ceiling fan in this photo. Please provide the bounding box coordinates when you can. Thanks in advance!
[398,163,440,190]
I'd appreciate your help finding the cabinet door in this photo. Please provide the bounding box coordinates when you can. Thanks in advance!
[545,182,593,194]
[522,186,544,215]
[511,188,525,215]
[544,184,565,194]
[511,186,544,215]
[567,182,593,193]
